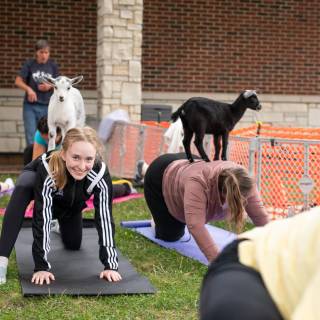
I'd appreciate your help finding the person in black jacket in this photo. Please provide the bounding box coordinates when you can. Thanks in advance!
[0,129,131,285]
[0,127,122,285]
[30,126,121,285]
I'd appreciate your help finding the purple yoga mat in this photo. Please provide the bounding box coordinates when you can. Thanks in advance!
[0,188,14,197]
[120,220,237,265]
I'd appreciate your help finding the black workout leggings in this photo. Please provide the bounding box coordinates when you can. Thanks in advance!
[23,144,34,165]
[0,169,129,258]
[200,239,284,320]
[0,170,35,257]
[144,153,199,241]
[59,211,83,250]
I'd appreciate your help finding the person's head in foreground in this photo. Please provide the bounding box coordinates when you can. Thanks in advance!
[200,205,320,320]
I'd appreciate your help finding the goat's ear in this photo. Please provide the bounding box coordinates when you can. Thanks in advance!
[41,75,56,86]
[70,76,84,86]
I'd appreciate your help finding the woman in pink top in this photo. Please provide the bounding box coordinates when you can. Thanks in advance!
[144,153,269,263]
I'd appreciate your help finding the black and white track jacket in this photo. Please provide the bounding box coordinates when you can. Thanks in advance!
[30,153,118,272]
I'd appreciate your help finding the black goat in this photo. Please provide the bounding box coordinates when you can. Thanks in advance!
[171,90,262,162]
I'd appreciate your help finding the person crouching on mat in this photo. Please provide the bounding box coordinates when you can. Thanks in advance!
[0,128,121,284]
[200,206,320,320]
[144,153,270,263]
[30,126,121,285]
[0,132,133,285]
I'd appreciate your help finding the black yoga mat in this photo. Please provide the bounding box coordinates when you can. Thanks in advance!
[15,228,156,296]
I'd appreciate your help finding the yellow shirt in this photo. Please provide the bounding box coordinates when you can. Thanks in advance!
[239,207,320,320]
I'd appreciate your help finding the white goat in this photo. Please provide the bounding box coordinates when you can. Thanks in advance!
[42,75,86,151]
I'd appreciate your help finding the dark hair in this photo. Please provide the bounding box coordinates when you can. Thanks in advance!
[37,116,49,134]
[35,39,50,51]
[36,116,61,136]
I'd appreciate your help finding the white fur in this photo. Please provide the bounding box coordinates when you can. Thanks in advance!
[243,90,257,99]
[43,75,86,151]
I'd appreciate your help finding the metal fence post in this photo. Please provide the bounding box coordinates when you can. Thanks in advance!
[248,137,258,178]
[119,123,125,177]
[136,125,146,162]
[299,143,314,210]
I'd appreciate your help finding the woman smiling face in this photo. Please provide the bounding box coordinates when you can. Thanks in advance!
[61,141,96,180]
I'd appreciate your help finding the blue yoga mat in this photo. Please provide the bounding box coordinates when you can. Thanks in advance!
[120,220,236,265]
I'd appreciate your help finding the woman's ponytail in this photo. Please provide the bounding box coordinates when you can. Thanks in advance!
[224,173,245,233]
[48,151,67,190]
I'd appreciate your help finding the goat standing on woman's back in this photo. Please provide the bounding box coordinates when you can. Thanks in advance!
[42,75,86,151]
[171,90,262,162]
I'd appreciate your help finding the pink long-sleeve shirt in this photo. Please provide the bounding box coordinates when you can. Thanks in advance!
[162,160,270,262]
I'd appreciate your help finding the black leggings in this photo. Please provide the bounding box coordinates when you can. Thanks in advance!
[0,169,129,258]
[144,153,199,241]
[23,144,34,165]
[58,211,83,250]
[0,170,35,257]
[200,239,284,320]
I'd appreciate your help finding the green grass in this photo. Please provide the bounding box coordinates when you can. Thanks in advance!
[0,174,253,320]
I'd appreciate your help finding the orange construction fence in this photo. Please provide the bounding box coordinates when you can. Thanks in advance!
[229,124,320,219]
[140,121,170,128]
[104,122,320,220]
[104,122,168,178]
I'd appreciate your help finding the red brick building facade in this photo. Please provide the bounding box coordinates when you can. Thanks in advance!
[1,0,319,95]
[142,0,320,94]
[0,0,319,154]
[0,0,97,90]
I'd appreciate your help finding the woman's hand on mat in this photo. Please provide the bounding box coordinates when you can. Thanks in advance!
[100,270,122,282]
[31,271,55,285]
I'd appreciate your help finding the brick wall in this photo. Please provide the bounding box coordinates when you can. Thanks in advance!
[142,0,320,94]
[0,0,319,154]
[0,0,97,90]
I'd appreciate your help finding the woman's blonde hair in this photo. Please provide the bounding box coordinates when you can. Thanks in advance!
[218,167,254,233]
[48,127,103,190]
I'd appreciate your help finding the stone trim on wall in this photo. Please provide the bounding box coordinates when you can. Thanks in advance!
[97,0,143,122]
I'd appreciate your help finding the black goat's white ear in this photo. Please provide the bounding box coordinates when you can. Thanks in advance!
[243,90,257,99]
[70,75,84,86]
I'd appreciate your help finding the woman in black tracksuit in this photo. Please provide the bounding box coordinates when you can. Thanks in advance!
[0,128,128,285]
[11,127,121,285]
